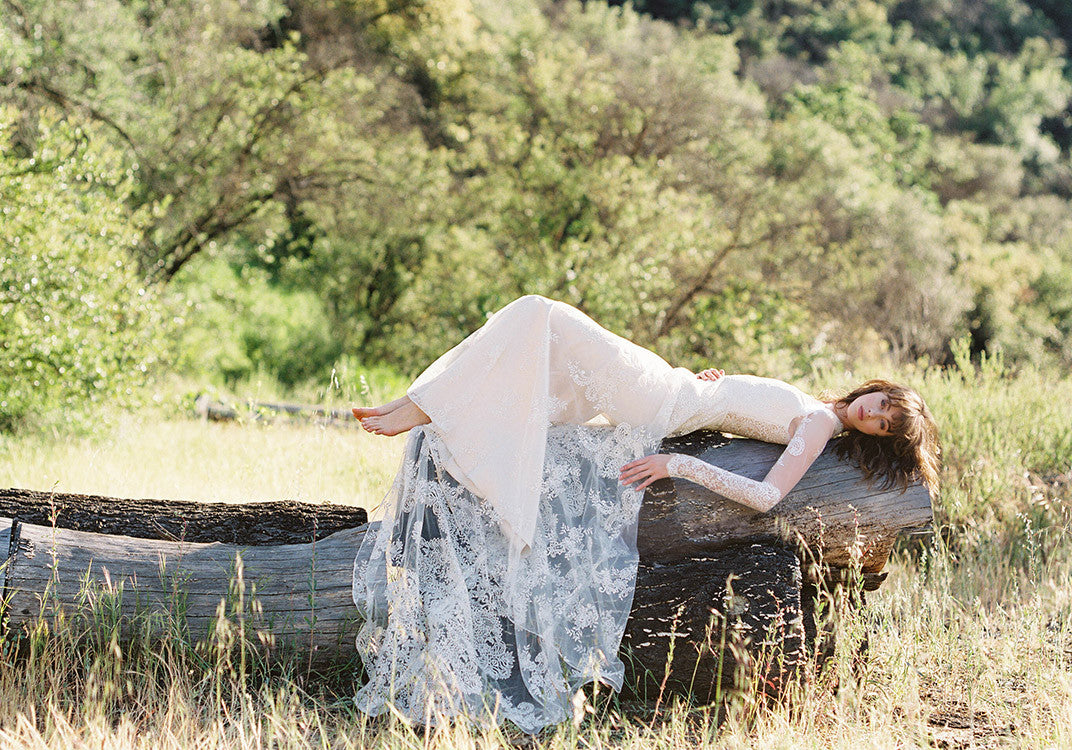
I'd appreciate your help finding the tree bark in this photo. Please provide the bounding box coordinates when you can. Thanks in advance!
[0,488,366,545]
[620,542,805,702]
[642,430,933,576]
[0,516,367,669]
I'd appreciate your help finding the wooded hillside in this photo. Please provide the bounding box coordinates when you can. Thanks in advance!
[4,0,1072,429]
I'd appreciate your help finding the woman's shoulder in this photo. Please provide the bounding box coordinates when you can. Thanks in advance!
[789,403,844,438]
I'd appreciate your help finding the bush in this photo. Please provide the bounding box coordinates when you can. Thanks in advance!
[0,108,166,433]
[169,255,340,390]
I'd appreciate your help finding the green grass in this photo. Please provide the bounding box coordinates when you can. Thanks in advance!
[0,358,1068,748]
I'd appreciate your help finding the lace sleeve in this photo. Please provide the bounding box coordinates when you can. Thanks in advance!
[666,410,840,512]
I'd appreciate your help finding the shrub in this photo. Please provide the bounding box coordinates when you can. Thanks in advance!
[169,256,340,390]
[0,108,166,432]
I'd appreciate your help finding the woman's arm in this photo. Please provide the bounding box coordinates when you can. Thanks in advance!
[619,410,841,512]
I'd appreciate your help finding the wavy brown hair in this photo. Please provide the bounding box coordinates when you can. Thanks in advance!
[832,379,941,493]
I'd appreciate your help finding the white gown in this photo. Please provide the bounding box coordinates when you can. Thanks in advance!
[352,295,842,731]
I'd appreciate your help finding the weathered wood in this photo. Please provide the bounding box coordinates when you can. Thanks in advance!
[1,516,368,666]
[0,515,814,694]
[644,431,933,575]
[621,542,804,702]
[0,428,932,695]
[0,488,366,544]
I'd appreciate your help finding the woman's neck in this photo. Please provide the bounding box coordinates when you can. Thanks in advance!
[823,400,849,432]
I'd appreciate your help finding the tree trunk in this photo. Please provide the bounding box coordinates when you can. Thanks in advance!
[620,542,805,702]
[641,430,933,576]
[0,515,366,669]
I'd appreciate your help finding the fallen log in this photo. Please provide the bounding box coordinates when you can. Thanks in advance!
[617,430,932,697]
[620,542,805,702]
[643,430,933,576]
[0,427,932,695]
[193,395,356,427]
[0,517,368,668]
[0,488,367,544]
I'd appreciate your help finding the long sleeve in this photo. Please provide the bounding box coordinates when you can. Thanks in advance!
[666,409,841,512]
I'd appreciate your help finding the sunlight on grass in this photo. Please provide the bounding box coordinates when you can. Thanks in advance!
[0,413,405,517]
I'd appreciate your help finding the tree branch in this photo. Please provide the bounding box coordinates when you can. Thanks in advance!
[15,80,150,172]
[656,217,810,338]
[153,189,275,282]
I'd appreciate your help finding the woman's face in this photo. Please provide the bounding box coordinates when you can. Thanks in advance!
[845,391,899,436]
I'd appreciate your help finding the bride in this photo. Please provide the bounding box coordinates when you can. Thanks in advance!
[349,294,940,732]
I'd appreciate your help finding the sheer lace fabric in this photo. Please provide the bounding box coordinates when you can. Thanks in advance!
[352,424,648,733]
[665,409,842,512]
[665,454,782,512]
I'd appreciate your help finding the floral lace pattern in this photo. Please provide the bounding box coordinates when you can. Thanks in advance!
[666,453,781,512]
[666,408,842,513]
[352,423,650,733]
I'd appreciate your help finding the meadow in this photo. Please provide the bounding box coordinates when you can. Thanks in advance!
[6,0,1072,745]
[0,355,1068,749]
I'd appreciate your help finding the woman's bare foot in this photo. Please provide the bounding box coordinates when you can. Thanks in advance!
[352,395,411,420]
[359,399,430,436]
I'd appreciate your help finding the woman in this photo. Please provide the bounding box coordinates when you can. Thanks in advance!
[350,295,940,731]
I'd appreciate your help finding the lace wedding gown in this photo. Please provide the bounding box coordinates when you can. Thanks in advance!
[352,295,843,732]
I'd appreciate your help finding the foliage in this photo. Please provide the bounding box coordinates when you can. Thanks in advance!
[4,0,1072,387]
[0,0,431,281]
[909,339,1072,537]
[0,108,165,432]
[169,255,340,389]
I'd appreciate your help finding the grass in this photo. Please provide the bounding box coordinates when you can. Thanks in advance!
[0,367,412,516]
[0,414,402,515]
[0,355,1069,748]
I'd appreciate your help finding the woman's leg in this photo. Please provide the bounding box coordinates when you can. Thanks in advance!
[356,296,557,436]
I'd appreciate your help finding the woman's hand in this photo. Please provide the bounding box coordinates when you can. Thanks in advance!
[619,454,673,491]
[696,368,725,381]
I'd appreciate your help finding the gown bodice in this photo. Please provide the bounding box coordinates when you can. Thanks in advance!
[667,374,829,444]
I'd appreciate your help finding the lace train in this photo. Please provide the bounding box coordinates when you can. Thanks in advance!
[351,423,651,733]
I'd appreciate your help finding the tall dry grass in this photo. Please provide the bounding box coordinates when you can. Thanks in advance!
[0,353,1068,748]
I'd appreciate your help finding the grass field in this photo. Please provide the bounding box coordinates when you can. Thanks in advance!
[0,357,1069,748]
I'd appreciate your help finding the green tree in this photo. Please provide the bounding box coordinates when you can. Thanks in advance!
[0,108,165,431]
[0,0,435,281]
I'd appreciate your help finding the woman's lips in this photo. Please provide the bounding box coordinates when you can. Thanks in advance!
[858,404,864,420]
